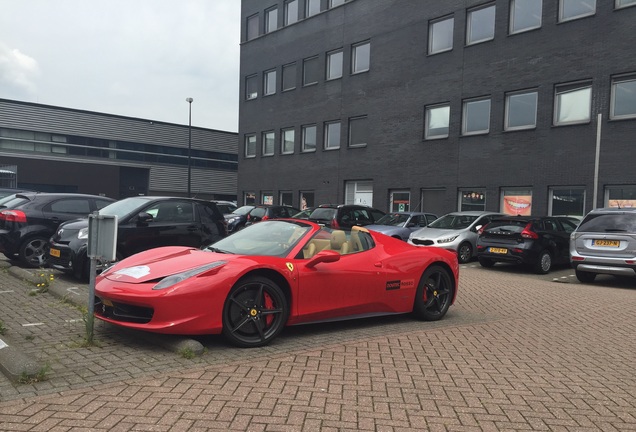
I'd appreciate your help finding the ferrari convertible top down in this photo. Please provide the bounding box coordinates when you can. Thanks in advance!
[94,219,459,348]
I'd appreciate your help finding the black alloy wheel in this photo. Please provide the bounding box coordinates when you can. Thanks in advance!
[457,242,473,264]
[222,276,289,348]
[413,265,454,321]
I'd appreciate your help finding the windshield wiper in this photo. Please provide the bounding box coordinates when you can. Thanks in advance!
[205,246,229,254]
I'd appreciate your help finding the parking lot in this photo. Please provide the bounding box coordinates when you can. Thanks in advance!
[0,258,634,431]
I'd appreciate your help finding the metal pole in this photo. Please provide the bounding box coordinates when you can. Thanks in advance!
[186,97,193,198]
[593,113,601,209]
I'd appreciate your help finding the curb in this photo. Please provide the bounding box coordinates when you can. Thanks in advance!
[0,264,205,384]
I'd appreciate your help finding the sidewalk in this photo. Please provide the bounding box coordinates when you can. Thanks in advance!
[0,260,635,430]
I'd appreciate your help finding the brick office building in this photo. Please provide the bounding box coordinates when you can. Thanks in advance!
[238,0,636,216]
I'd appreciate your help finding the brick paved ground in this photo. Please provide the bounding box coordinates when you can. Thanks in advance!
[0,261,634,431]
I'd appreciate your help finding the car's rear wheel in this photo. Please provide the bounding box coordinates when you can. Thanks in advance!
[478,257,495,268]
[533,250,552,274]
[575,269,596,283]
[413,265,454,321]
[19,236,49,268]
[457,242,473,264]
[222,276,289,348]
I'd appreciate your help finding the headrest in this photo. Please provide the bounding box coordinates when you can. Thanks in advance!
[330,230,347,248]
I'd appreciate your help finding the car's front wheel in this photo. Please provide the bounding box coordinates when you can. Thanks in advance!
[575,269,596,283]
[19,236,49,268]
[222,276,289,348]
[413,265,454,321]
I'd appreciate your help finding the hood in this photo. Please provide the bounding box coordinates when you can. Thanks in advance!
[411,226,469,239]
[101,246,233,284]
[58,218,89,231]
[365,225,400,234]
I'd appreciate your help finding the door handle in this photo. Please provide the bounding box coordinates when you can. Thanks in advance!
[374,262,382,268]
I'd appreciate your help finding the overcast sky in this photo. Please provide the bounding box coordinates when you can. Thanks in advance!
[0,0,241,132]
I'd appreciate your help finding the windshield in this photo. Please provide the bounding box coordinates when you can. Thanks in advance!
[205,220,312,256]
[376,213,410,226]
[215,203,237,214]
[232,205,254,216]
[429,214,478,230]
[98,197,153,218]
[577,213,636,233]
[0,194,30,209]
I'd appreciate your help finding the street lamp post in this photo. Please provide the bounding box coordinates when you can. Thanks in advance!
[186,97,193,197]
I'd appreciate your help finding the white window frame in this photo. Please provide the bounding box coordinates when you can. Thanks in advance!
[616,0,636,9]
[324,121,341,150]
[245,74,258,100]
[265,6,278,33]
[262,131,275,156]
[559,0,596,22]
[326,49,343,80]
[306,0,321,17]
[246,14,259,41]
[352,41,370,74]
[610,75,636,120]
[281,128,295,154]
[466,4,496,45]
[462,98,491,135]
[284,0,299,25]
[509,0,542,34]
[302,124,317,152]
[244,134,256,158]
[263,69,276,96]
[505,90,538,131]
[348,116,368,147]
[425,104,450,139]
[554,82,592,126]
[428,15,454,55]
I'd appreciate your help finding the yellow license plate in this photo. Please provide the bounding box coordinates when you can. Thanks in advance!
[489,247,508,254]
[593,239,620,247]
[49,248,61,257]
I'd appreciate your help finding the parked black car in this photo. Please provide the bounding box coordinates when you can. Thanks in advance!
[245,205,300,225]
[224,205,255,233]
[476,215,579,274]
[0,192,115,267]
[307,204,386,229]
[49,196,227,280]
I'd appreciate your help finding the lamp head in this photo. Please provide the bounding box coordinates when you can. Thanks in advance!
[186,97,193,103]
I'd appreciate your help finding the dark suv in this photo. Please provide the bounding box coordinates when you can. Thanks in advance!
[0,192,115,267]
[245,205,300,225]
[476,215,579,274]
[307,204,386,229]
[49,196,227,280]
[570,207,636,283]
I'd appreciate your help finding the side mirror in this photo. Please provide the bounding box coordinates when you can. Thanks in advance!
[137,212,153,225]
[472,224,482,232]
[305,250,341,268]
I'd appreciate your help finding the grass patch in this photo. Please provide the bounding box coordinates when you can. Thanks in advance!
[0,321,6,335]
[18,363,51,384]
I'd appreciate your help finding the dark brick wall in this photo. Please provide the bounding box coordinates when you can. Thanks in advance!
[239,0,636,215]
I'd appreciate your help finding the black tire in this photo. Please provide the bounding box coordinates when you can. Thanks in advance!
[413,265,454,321]
[478,257,495,268]
[222,275,289,348]
[19,236,49,268]
[575,269,596,283]
[457,242,473,264]
[533,250,552,274]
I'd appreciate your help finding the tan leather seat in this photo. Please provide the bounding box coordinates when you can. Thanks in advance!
[330,230,350,254]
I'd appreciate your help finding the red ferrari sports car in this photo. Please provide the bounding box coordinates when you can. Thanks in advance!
[94,219,459,348]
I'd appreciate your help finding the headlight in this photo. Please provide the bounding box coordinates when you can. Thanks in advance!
[153,261,226,290]
[227,216,239,224]
[78,228,89,239]
[437,235,459,244]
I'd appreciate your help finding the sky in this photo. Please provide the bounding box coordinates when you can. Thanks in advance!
[0,0,241,132]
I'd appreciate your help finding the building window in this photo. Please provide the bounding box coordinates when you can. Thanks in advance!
[282,63,296,91]
[284,0,298,25]
[425,104,450,139]
[616,0,636,9]
[262,131,275,156]
[345,180,373,206]
[610,75,636,120]
[263,69,276,96]
[352,41,370,74]
[605,185,636,207]
[281,128,295,154]
[300,191,314,210]
[559,0,596,22]
[326,49,343,80]
[244,134,256,158]
[245,75,258,100]
[265,7,278,33]
[330,0,346,7]
[501,188,532,216]
[510,0,542,34]
[244,192,256,205]
[324,121,341,150]
[554,82,592,126]
[349,116,368,147]
[390,191,411,212]
[505,90,538,130]
[460,190,486,211]
[466,4,496,45]
[428,16,454,55]
[246,14,259,41]
[462,98,491,135]
[306,0,321,17]
[302,124,317,152]
[280,191,293,207]
[549,188,585,216]
[303,56,319,86]
[262,193,274,205]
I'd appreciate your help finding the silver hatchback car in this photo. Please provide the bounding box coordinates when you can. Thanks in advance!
[570,207,636,283]
[408,211,503,263]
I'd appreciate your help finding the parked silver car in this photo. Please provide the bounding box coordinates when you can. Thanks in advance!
[365,211,438,241]
[408,211,503,263]
[570,207,636,283]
